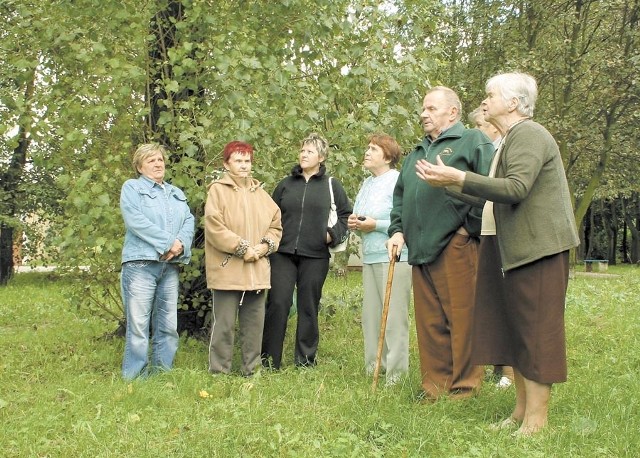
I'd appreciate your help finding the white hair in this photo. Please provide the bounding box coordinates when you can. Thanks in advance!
[486,72,538,117]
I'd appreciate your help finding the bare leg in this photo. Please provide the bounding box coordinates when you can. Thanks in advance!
[516,374,551,436]
[502,366,514,380]
[511,369,527,421]
[490,369,526,430]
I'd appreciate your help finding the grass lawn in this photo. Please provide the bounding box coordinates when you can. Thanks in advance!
[1,265,639,457]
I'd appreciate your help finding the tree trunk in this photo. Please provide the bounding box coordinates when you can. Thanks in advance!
[0,70,35,285]
[0,225,14,285]
[635,218,640,264]
[621,218,629,263]
[622,194,640,264]
[573,115,614,236]
[585,204,594,259]
[144,0,209,334]
[626,216,639,264]
[146,0,184,147]
[606,200,618,265]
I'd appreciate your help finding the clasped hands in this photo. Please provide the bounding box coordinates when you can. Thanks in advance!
[243,243,269,262]
[160,239,184,261]
[347,214,375,233]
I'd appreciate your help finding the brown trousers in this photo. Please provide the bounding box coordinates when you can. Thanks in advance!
[412,233,484,398]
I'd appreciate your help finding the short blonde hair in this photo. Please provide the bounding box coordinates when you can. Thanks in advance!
[301,132,329,160]
[132,143,168,175]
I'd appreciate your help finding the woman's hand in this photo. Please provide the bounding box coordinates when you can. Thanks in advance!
[415,156,466,187]
[251,243,268,259]
[160,239,184,261]
[347,214,359,230]
[243,246,260,262]
[356,215,375,233]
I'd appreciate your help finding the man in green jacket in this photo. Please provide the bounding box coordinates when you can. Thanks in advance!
[388,86,494,400]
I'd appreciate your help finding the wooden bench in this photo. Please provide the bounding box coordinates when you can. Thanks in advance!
[584,259,608,272]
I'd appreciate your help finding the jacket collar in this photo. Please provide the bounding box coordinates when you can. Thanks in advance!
[423,121,465,146]
[138,174,167,189]
[291,162,327,179]
[217,172,261,191]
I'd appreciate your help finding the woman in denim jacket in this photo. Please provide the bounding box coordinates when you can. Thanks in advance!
[119,143,195,380]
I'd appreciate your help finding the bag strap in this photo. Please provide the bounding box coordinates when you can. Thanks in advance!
[328,176,336,206]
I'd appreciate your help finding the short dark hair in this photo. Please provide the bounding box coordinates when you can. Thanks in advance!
[368,133,402,169]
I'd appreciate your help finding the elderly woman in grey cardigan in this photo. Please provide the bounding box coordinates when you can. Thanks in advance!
[417,72,579,436]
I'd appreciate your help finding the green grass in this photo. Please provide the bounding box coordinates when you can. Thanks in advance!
[1,267,639,457]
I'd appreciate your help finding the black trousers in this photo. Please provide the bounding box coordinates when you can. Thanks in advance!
[261,252,330,368]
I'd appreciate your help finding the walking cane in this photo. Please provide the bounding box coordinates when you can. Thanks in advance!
[371,244,398,392]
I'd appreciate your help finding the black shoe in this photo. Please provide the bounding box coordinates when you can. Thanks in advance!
[261,355,279,370]
[294,357,316,368]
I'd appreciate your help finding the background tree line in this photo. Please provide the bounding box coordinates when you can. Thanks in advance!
[1,0,638,331]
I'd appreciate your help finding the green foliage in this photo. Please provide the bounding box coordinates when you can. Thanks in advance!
[424,0,639,261]
[2,269,640,456]
[2,1,638,318]
[2,0,445,322]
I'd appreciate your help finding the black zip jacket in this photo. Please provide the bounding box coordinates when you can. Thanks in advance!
[272,163,352,258]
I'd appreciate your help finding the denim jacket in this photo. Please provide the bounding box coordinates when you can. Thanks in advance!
[120,175,195,264]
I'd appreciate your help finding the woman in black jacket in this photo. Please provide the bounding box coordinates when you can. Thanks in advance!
[261,133,351,368]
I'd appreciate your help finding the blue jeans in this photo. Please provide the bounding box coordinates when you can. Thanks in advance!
[121,261,180,380]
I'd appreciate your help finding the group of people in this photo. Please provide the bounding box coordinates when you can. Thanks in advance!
[118,71,578,436]
[119,134,352,380]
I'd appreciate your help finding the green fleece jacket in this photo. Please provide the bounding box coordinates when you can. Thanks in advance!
[462,120,579,271]
[389,122,494,265]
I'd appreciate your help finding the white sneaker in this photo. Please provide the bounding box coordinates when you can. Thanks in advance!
[496,376,512,388]
[385,373,402,387]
